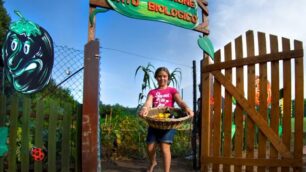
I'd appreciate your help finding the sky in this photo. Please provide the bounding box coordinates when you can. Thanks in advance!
[3,0,306,108]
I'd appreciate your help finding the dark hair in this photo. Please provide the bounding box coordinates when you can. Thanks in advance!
[154,67,170,79]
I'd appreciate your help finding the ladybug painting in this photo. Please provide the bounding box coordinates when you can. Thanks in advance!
[1,10,54,94]
[31,147,46,161]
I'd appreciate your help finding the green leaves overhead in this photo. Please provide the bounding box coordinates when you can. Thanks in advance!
[197,35,214,60]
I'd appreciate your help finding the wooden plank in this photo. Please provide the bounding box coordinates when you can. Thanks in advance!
[211,70,292,158]
[212,50,221,172]
[281,37,291,172]
[233,35,244,172]
[0,95,6,172]
[48,101,58,172]
[269,34,279,172]
[197,0,209,15]
[90,0,111,8]
[61,104,72,172]
[211,52,220,172]
[194,6,210,35]
[8,96,18,172]
[200,57,211,172]
[223,43,232,172]
[293,40,304,172]
[8,95,19,171]
[205,157,302,167]
[257,32,268,172]
[202,49,303,73]
[246,30,255,172]
[21,97,30,172]
[34,101,44,172]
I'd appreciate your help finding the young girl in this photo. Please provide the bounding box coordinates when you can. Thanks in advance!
[139,67,194,172]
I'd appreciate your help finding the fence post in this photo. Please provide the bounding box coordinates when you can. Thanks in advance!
[8,96,18,172]
[192,60,198,169]
[82,39,100,172]
[48,101,58,172]
[21,97,30,172]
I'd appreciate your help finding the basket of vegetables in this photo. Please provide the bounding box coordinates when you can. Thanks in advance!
[142,107,191,130]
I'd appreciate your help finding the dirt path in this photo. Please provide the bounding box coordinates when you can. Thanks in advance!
[101,157,197,172]
[101,149,306,172]
[102,157,306,172]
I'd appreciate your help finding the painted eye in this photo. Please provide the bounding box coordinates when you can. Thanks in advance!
[24,43,30,54]
[11,39,18,51]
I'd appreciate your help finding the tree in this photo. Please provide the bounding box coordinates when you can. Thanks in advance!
[0,0,11,65]
[0,0,11,94]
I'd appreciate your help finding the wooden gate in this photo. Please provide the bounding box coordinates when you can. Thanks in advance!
[0,95,82,172]
[200,30,304,171]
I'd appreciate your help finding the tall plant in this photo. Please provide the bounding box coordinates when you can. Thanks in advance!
[169,67,182,88]
[135,63,156,107]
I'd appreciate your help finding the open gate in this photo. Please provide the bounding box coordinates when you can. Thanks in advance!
[200,30,304,171]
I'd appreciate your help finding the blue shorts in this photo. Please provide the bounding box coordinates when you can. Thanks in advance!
[146,127,176,144]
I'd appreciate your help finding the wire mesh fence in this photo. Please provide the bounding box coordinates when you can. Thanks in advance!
[51,44,84,103]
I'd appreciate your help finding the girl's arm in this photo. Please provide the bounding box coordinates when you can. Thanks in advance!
[174,93,194,117]
[138,94,153,117]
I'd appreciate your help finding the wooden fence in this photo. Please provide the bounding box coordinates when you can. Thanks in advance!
[0,95,82,172]
[200,30,304,171]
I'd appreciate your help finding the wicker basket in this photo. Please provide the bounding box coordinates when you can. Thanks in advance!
[142,107,191,130]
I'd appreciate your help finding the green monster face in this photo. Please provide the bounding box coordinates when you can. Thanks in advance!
[1,11,54,94]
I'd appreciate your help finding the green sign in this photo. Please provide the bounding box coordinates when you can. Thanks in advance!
[106,0,199,29]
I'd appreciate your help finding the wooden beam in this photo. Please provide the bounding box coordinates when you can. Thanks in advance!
[90,0,112,9]
[205,157,303,167]
[211,70,293,158]
[202,49,303,73]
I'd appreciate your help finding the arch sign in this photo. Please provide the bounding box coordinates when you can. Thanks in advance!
[108,0,198,30]
[90,0,209,34]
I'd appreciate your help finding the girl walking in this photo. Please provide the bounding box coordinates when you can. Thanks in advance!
[139,67,193,172]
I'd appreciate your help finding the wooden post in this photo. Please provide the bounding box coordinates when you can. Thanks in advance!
[82,39,100,172]
[199,0,210,171]
[192,60,198,169]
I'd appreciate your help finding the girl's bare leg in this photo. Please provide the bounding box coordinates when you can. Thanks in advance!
[147,143,157,172]
[160,143,171,172]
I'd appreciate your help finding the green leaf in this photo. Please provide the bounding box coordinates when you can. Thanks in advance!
[197,35,214,60]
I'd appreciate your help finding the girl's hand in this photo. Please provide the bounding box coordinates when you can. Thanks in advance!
[185,108,194,117]
[139,106,149,117]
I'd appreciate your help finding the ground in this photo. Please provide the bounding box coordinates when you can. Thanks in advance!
[101,157,196,172]
[101,147,306,172]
